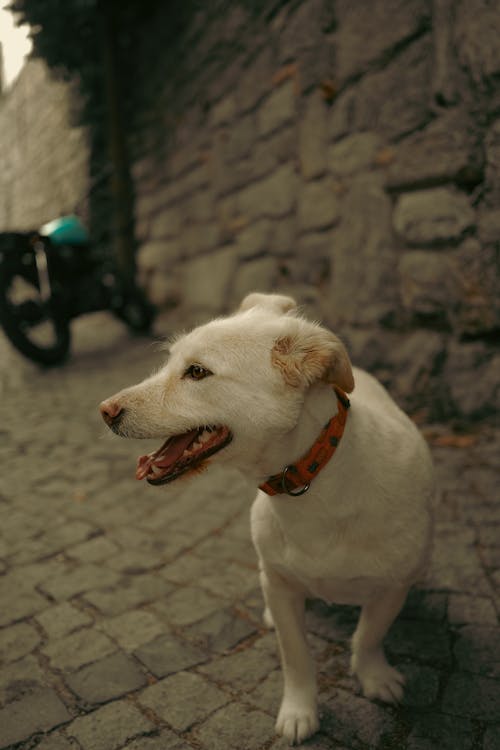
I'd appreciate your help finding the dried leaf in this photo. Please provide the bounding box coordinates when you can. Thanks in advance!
[427,433,479,449]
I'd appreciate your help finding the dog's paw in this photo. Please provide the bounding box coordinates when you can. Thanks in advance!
[276,701,319,745]
[351,651,405,704]
[263,606,275,629]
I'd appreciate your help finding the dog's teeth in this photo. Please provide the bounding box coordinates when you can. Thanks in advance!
[199,430,210,444]
[151,465,162,475]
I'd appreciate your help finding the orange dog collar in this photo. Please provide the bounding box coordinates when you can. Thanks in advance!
[258,387,350,497]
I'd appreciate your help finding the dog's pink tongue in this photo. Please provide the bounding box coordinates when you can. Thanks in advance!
[136,429,199,480]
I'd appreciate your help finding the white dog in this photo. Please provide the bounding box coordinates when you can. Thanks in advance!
[100,293,434,744]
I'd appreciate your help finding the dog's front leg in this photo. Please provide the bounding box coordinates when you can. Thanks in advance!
[261,567,319,744]
[350,585,408,703]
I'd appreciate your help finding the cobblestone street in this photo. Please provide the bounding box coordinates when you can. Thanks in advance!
[0,314,498,750]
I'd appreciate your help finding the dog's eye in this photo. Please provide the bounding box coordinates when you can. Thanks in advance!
[184,364,211,380]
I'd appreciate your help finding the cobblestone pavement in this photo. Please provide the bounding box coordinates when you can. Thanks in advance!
[0,314,498,750]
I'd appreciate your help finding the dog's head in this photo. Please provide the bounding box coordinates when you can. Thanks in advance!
[100,292,354,485]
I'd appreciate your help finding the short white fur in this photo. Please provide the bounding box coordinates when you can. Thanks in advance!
[100,292,434,745]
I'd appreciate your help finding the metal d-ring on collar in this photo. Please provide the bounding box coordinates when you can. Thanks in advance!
[280,465,311,496]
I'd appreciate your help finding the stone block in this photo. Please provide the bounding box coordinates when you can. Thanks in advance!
[443,341,500,419]
[329,132,381,177]
[36,734,74,750]
[453,626,500,677]
[484,727,500,750]
[237,47,275,113]
[0,622,41,665]
[330,36,433,141]
[393,188,475,245]
[181,245,237,311]
[230,257,277,307]
[384,111,482,190]
[257,81,295,137]
[226,113,257,162]
[298,91,328,179]
[185,608,256,654]
[0,654,47,706]
[43,628,117,672]
[278,0,329,62]
[195,702,275,750]
[406,713,475,750]
[298,178,340,232]
[134,634,208,678]
[0,688,70,748]
[68,535,119,564]
[237,163,298,219]
[321,688,398,747]
[386,620,452,666]
[149,207,183,240]
[137,240,181,274]
[327,175,398,325]
[138,671,228,731]
[83,574,174,616]
[478,208,500,243]
[235,219,272,259]
[442,672,500,720]
[98,610,166,652]
[399,250,458,318]
[448,595,498,626]
[448,240,500,336]
[160,586,221,627]
[399,663,440,707]
[454,0,500,86]
[40,563,121,601]
[199,644,278,692]
[66,651,147,703]
[250,128,296,185]
[66,699,155,750]
[335,0,431,82]
[210,95,236,127]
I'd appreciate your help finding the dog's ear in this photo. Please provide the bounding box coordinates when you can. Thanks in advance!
[272,319,354,392]
[238,292,297,315]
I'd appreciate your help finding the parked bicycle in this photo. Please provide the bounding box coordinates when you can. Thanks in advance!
[0,215,155,365]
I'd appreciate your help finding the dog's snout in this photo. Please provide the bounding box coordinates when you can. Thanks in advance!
[100,399,124,427]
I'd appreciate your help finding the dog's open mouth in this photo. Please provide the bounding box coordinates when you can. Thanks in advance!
[136,425,233,485]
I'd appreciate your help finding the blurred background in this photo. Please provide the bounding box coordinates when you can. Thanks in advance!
[0,0,498,422]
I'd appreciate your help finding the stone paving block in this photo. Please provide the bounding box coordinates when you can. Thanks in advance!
[321,688,399,748]
[36,733,75,750]
[0,621,41,664]
[194,701,276,750]
[68,535,120,563]
[258,81,295,137]
[442,672,500,720]
[138,671,229,731]
[448,594,498,626]
[66,650,148,704]
[124,733,193,750]
[155,586,221,627]
[0,654,47,706]
[484,726,500,750]
[386,620,452,666]
[199,639,278,692]
[0,687,71,748]
[83,574,174,616]
[36,601,93,640]
[98,609,166,651]
[43,628,117,672]
[41,563,121,600]
[298,90,328,180]
[406,712,475,750]
[247,668,282,715]
[453,625,500,677]
[66,699,155,750]
[399,663,440,707]
[298,178,340,232]
[401,589,448,622]
[185,607,256,653]
[134,633,208,678]
[0,572,50,626]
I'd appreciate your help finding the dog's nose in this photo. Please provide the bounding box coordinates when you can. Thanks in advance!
[100,399,124,427]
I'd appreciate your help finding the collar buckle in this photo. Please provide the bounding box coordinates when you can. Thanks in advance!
[281,465,310,496]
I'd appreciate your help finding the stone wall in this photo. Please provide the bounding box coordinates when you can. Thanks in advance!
[0,2,498,422]
[0,59,89,231]
[132,0,499,422]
